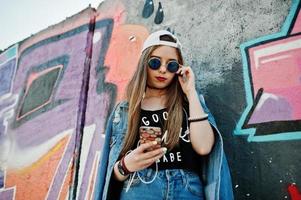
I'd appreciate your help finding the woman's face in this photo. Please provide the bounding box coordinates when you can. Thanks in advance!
[146,45,179,89]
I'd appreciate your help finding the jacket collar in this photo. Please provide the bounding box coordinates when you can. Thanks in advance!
[118,101,129,109]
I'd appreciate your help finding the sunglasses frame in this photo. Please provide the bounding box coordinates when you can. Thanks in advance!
[147,57,180,73]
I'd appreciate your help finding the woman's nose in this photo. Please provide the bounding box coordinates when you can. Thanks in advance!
[159,62,167,73]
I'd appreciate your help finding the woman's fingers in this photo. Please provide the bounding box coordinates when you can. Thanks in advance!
[177,65,190,75]
[176,65,184,74]
[137,141,158,153]
[142,151,166,167]
[141,147,167,160]
[125,142,168,171]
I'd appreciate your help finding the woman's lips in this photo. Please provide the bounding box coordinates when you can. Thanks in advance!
[155,76,167,81]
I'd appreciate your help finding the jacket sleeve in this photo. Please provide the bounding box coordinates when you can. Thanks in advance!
[198,93,234,200]
[219,152,234,200]
[94,103,119,200]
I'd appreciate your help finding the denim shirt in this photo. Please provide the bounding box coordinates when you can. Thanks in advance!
[95,94,234,200]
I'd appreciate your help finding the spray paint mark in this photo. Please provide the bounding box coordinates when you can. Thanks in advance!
[129,35,136,42]
[142,0,154,18]
[154,2,164,24]
[166,27,175,34]
[288,184,301,200]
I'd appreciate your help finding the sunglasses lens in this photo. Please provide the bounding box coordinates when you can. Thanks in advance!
[148,58,161,70]
[167,61,179,73]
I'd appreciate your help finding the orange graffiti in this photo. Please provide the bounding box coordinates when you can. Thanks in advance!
[58,158,73,200]
[104,24,149,102]
[5,135,70,200]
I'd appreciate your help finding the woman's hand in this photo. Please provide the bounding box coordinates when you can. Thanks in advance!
[124,141,167,172]
[176,65,197,97]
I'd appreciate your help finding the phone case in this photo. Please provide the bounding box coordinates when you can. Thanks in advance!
[139,126,162,150]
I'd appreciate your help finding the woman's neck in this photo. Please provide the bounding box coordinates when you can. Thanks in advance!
[141,87,168,110]
[141,88,167,110]
[145,86,167,98]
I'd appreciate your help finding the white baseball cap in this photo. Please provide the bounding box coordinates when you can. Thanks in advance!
[141,30,182,53]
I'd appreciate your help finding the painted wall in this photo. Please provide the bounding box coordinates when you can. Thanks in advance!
[0,0,300,199]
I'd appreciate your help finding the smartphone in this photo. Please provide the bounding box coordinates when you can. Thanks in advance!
[139,126,162,151]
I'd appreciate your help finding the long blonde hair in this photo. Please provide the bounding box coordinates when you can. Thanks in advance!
[120,44,186,156]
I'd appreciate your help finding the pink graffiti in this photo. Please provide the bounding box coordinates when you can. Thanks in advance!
[247,9,301,124]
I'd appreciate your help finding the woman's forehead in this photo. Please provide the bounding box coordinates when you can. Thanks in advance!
[150,46,179,59]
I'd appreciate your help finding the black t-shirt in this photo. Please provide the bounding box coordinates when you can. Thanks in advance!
[137,107,202,172]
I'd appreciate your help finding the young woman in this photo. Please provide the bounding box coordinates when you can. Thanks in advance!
[96,30,233,200]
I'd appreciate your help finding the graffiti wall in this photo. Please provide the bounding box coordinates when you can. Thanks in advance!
[0,8,97,200]
[236,1,301,142]
[0,0,300,199]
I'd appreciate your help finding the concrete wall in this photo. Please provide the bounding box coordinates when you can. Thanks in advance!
[0,0,300,199]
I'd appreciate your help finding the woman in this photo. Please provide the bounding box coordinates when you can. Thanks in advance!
[96,30,233,200]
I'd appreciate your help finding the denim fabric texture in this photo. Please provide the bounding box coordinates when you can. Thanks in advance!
[95,93,234,200]
[120,169,204,200]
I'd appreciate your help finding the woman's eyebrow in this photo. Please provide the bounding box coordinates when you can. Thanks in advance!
[150,55,160,58]
[150,55,178,61]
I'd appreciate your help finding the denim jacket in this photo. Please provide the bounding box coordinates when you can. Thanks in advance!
[95,94,234,200]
